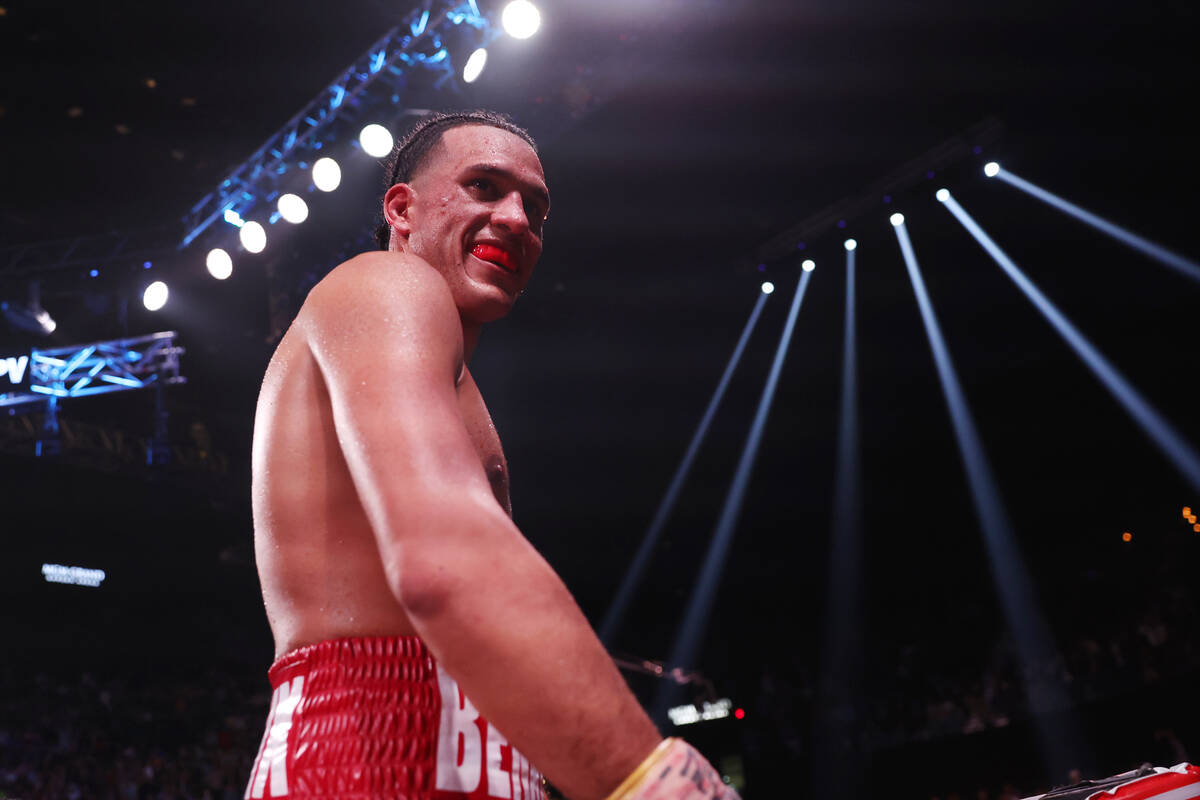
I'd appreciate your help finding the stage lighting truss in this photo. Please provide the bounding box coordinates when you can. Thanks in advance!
[0,227,180,281]
[26,332,185,401]
[181,0,504,250]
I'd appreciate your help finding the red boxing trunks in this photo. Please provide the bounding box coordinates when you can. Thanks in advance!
[245,636,546,800]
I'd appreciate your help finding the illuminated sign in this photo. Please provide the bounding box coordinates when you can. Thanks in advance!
[667,698,733,727]
[1,354,29,385]
[41,563,107,588]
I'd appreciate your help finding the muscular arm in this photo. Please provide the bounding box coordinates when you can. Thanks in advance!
[301,253,661,800]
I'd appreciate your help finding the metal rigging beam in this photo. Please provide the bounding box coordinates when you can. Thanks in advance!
[0,331,184,408]
[0,227,181,281]
[179,0,499,248]
[0,0,500,279]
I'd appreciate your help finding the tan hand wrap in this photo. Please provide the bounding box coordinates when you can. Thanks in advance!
[603,737,740,800]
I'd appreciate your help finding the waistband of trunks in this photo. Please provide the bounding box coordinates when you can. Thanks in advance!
[268,635,436,690]
[261,636,442,797]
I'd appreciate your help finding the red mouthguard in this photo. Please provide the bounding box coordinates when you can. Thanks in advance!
[472,243,515,271]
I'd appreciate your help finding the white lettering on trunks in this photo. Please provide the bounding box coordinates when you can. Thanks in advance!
[512,749,534,800]
[486,726,512,799]
[434,664,544,799]
[436,665,483,793]
[245,675,304,799]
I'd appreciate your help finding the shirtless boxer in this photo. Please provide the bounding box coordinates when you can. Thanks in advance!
[248,110,739,800]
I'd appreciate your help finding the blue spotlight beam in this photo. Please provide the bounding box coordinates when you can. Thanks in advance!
[939,191,1200,493]
[811,244,864,798]
[653,270,814,719]
[599,288,771,646]
[891,217,1083,780]
[990,166,1200,284]
[830,245,860,593]
[180,0,499,248]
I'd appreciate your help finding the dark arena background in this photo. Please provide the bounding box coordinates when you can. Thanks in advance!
[2,1,1199,798]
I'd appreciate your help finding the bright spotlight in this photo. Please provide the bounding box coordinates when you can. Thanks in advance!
[277,193,309,224]
[463,48,488,83]
[844,238,857,251]
[34,309,56,334]
[936,188,950,203]
[761,281,775,295]
[502,0,541,39]
[801,259,815,272]
[890,213,905,227]
[206,248,233,280]
[313,157,341,192]
[359,124,394,158]
[143,281,169,311]
[984,162,1000,178]
[239,221,266,254]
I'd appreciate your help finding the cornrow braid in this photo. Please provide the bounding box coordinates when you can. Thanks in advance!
[373,110,537,250]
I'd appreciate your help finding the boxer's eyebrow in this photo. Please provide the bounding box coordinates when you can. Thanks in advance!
[466,163,550,213]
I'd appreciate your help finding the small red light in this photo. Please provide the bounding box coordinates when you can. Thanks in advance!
[734,708,745,720]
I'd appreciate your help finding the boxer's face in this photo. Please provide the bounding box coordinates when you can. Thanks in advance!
[386,125,549,324]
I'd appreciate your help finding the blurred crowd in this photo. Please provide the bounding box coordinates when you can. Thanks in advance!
[2,542,1196,799]
[0,668,262,800]
[747,538,1198,798]
[869,580,1197,748]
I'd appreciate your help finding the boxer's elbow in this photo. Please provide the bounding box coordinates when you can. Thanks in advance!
[389,544,463,621]
[381,493,508,620]
[390,557,452,620]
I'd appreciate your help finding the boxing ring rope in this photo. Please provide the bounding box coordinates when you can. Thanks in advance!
[599,287,773,647]
[652,269,815,723]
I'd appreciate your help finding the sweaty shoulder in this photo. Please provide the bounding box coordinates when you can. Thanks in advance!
[297,251,464,382]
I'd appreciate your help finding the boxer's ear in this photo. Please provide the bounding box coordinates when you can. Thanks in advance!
[382,183,417,248]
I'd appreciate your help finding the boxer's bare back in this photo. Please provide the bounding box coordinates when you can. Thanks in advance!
[253,124,538,657]
[253,321,508,656]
